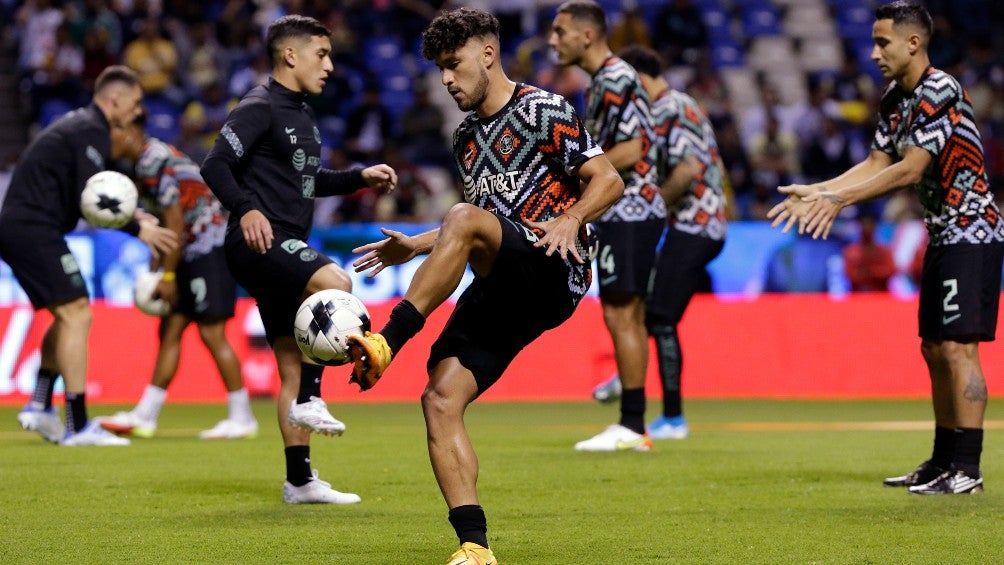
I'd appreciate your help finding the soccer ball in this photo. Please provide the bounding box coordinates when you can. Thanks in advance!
[134,271,172,317]
[80,170,138,228]
[293,289,371,366]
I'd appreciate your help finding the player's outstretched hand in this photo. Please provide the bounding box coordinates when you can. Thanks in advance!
[362,164,397,193]
[351,227,418,278]
[527,212,585,263]
[777,184,845,240]
[767,194,813,234]
[240,209,273,254]
[138,220,179,260]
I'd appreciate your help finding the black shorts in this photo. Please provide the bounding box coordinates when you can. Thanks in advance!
[918,242,1004,342]
[0,222,88,310]
[225,228,334,343]
[428,216,580,394]
[175,246,236,321]
[646,228,724,327]
[594,219,664,299]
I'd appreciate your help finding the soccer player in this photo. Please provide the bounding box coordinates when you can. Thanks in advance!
[1,65,178,446]
[618,45,727,440]
[768,1,1003,495]
[548,0,666,452]
[201,15,397,504]
[346,7,623,562]
[95,114,259,440]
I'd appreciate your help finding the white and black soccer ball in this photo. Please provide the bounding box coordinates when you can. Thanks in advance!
[293,289,371,366]
[134,271,172,317]
[80,170,138,228]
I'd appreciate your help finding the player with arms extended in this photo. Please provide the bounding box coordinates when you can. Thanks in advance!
[201,15,396,504]
[2,65,178,446]
[769,1,1004,495]
[347,8,623,562]
[548,0,667,452]
[96,113,258,440]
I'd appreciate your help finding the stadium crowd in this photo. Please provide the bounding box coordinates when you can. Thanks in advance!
[3,0,1004,275]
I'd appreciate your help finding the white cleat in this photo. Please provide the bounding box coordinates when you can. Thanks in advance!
[17,404,63,444]
[287,397,346,436]
[283,470,361,504]
[62,420,131,446]
[199,418,259,440]
[574,424,653,452]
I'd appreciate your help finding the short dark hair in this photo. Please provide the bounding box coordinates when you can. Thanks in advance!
[94,65,140,94]
[875,1,933,40]
[265,15,331,65]
[556,0,607,36]
[618,45,662,78]
[421,8,500,61]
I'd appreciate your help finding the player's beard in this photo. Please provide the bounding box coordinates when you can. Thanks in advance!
[457,66,489,112]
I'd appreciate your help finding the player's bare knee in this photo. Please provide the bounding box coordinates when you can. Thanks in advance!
[421,384,460,421]
[305,264,352,296]
[51,297,92,329]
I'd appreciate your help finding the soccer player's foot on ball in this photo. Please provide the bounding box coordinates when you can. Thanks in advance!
[62,420,131,446]
[574,424,653,452]
[592,373,622,403]
[96,411,157,438]
[199,418,259,440]
[17,403,64,444]
[882,460,945,487]
[347,331,392,391]
[908,468,984,495]
[282,470,361,504]
[446,542,497,565]
[287,397,345,436]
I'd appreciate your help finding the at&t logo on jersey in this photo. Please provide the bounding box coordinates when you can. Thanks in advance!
[463,171,522,202]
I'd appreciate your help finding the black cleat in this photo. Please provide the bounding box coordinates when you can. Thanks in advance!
[909,469,984,495]
[883,460,946,487]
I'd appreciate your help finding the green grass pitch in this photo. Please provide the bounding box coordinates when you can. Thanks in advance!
[3,399,1004,564]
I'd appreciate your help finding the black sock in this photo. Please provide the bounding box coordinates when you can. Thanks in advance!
[931,426,956,469]
[448,505,489,548]
[953,427,983,477]
[284,446,312,486]
[651,324,682,418]
[380,300,425,354]
[297,363,323,404]
[65,392,87,433]
[619,387,646,435]
[31,368,60,410]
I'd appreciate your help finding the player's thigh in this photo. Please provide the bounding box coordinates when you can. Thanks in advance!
[647,230,724,326]
[918,243,1003,342]
[0,223,88,309]
[177,247,237,321]
[594,219,664,299]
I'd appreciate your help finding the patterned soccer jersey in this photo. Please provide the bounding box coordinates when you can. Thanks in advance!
[651,88,727,241]
[586,56,665,223]
[453,84,604,297]
[873,66,1003,245]
[136,138,228,261]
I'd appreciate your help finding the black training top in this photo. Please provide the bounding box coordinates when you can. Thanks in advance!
[201,78,366,240]
[0,104,111,233]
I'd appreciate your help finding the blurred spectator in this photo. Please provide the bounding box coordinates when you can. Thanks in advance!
[180,81,237,158]
[608,3,651,55]
[398,82,451,168]
[180,22,229,99]
[686,53,729,120]
[29,22,84,108]
[374,144,432,223]
[652,0,708,66]
[532,63,589,116]
[882,188,924,223]
[123,16,182,103]
[801,110,856,185]
[344,83,394,163]
[15,0,63,78]
[228,48,270,99]
[81,25,118,92]
[67,0,123,55]
[829,48,877,126]
[715,117,754,214]
[843,211,896,292]
[748,113,800,189]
